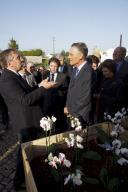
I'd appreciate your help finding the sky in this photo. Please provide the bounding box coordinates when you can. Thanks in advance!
[0,0,128,54]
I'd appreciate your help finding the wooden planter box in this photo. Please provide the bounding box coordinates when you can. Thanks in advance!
[22,122,127,192]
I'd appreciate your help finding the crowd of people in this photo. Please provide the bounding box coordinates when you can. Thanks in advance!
[0,43,128,190]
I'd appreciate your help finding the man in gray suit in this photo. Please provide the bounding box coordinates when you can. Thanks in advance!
[64,42,92,127]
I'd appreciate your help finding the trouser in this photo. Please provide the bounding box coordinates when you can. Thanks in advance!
[14,128,44,188]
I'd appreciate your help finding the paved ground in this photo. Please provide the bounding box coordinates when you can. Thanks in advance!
[0,127,26,192]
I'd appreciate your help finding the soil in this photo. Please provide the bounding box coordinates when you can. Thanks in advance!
[30,139,128,192]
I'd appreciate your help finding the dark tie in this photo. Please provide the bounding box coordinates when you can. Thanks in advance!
[51,73,54,81]
[72,67,79,78]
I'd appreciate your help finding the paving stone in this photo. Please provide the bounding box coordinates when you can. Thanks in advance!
[0,127,18,191]
[0,184,4,191]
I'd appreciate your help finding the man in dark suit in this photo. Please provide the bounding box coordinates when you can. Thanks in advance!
[58,55,72,80]
[0,49,56,190]
[113,46,128,108]
[113,46,128,80]
[42,57,69,133]
[64,42,92,127]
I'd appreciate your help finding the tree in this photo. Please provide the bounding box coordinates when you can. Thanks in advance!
[8,37,19,50]
[21,49,45,56]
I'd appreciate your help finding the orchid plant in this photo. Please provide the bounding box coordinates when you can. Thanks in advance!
[40,116,56,154]
[40,110,128,191]
[95,108,128,190]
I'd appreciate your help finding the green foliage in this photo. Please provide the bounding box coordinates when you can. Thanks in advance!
[99,167,108,187]
[99,168,120,192]
[85,177,99,185]
[49,166,61,183]
[83,150,102,160]
[95,126,110,144]
[108,178,120,192]
[21,49,44,56]
[8,37,19,50]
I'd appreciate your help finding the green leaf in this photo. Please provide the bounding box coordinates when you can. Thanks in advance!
[85,177,99,185]
[50,167,61,183]
[108,178,120,192]
[95,126,110,143]
[83,150,102,160]
[99,167,108,187]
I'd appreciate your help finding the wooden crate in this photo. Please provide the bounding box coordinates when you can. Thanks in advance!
[21,122,114,192]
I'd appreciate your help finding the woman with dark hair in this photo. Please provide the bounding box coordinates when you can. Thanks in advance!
[98,59,125,122]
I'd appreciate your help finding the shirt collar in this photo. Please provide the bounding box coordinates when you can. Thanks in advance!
[74,61,87,72]
[7,68,19,76]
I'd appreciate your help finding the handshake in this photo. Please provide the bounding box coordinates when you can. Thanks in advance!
[38,77,57,89]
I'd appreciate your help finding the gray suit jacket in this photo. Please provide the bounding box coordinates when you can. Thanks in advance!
[66,62,92,122]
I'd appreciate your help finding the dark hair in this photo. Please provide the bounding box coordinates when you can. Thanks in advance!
[87,55,99,64]
[71,42,88,60]
[101,59,116,75]
[48,57,60,67]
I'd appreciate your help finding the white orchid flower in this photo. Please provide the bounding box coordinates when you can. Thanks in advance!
[51,116,56,122]
[49,160,58,169]
[69,133,75,140]
[63,159,71,168]
[117,158,128,166]
[121,107,126,114]
[58,153,65,163]
[76,143,84,149]
[64,174,71,185]
[65,137,75,147]
[40,117,51,131]
[48,152,53,161]
[75,125,82,131]
[112,139,122,149]
[110,130,118,137]
[107,115,111,120]
[76,135,83,143]
[120,148,128,157]
[115,148,121,155]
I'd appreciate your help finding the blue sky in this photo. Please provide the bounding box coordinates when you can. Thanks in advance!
[0,0,128,54]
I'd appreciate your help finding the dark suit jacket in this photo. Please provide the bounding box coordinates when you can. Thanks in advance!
[42,70,69,116]
[0,69,46,132]
[66,62,92,122]
[117,60,128,80]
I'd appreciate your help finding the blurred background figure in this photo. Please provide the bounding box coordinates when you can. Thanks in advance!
[58,54,72,83]
[98,59,125,122]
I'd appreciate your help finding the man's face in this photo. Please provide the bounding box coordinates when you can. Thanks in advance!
[113,48,125,62]
[9,52,22,72]
[49,62,59,73]
[68,46,83,67]
[59,56,64,66]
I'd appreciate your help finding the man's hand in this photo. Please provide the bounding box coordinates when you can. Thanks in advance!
[64,107,69,115]
[39,78,56,89]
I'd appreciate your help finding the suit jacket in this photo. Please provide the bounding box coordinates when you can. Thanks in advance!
[0,69,47,132]
[117,60,128,80]
[43,70,69,97]
[25,71,37,87]
[66,62,92,122]
[42,70,69,116]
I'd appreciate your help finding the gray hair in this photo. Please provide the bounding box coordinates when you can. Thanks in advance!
[71,42,88,60]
